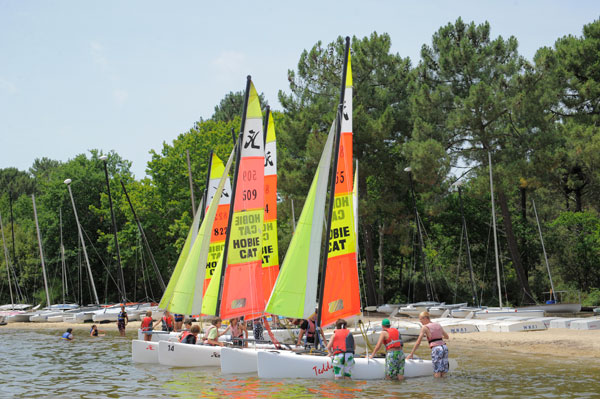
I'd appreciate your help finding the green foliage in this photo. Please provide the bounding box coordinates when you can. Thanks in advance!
[547,211,600,291]
[2,21,600,307]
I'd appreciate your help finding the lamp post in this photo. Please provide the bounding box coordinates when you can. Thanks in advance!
[100,155,126,303]
[453,180,479,307]
[404,167,431,301]
[64,179,99,305]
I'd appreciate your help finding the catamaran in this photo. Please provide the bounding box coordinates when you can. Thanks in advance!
[257,38,453,380]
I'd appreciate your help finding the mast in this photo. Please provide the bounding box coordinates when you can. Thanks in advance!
[215,78,251,316]
[200,151,214,222]
[406,167,432,301]
[100,156,126,303]
[0,213,15,308]
[9,193,18,295]
[532,198,557,302]
[65,179,100,305]
[186,149,197,218]
[317,37,350,343]
[120,180,166,292]
[488,151,503,308]
[32,194,51,307]
[457,183,478,307]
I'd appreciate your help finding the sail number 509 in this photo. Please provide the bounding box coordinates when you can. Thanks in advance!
[242,189,258,201]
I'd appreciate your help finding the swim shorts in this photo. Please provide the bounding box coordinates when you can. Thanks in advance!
[385,350,405,378]
[431,344,449,373]
[332,352,355,378]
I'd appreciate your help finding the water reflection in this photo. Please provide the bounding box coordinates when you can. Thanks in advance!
[0,327,599,398]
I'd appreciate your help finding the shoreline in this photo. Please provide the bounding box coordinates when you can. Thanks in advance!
[3,317,600,358]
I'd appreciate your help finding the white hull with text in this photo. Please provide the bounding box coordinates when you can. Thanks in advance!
[256,350,457,380]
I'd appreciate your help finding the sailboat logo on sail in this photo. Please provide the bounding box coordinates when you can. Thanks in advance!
[244,129,262,150]
[264,151,273,167]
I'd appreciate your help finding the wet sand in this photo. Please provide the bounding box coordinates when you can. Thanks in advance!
[5,317,600,358]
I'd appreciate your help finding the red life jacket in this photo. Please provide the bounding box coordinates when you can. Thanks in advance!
[331,328,355,355]
[162,315,173,328]
[141,316,153,332]
[384,327,403,350]
[179,331,192,343]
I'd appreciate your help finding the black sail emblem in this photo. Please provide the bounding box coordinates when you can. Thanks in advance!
[244,129,261,150]
[264,151,274,167]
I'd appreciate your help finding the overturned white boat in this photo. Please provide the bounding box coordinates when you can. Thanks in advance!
[569,317,600,330]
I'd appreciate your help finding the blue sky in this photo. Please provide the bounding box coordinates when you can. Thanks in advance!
[1,1,598,178]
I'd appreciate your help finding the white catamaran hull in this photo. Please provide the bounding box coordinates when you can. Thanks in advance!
[131,340,160,363]
[257,350,457,380]
[158,341,222,367]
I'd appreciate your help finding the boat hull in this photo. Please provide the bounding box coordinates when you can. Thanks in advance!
[257,350,457,380]
[132,340,159,363]
[158,341,222,367]
[473,309,545,319]
[221,347,262,374]
[518,303,582,314]
[569,318,600,330]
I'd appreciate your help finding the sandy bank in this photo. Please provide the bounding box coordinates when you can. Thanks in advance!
[446,328,600,358]
[4,317,599,358]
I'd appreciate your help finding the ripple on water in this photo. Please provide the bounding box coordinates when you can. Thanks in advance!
[1,328,599,398]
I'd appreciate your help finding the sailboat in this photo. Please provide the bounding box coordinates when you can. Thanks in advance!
[156,77,281,367]
[132,145,236,364]
[257,38,456,380]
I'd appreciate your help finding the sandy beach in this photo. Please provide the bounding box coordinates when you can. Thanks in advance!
[5,316,600,358]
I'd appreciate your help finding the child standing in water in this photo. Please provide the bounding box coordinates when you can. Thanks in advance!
[406,311,450,378]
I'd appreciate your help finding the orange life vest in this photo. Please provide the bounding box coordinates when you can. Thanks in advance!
[331,328,355,355]
[179,331,192,343]
[384,327,403,350]
[162,315,173,328]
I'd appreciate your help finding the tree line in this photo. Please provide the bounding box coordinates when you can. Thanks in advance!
[1,18,599,308]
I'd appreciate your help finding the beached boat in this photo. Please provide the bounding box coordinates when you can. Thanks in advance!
[548,317,581,329]
[472,308,545,319]
[28,303,80,322]
[569,317,600,330]
[487,319,547,332]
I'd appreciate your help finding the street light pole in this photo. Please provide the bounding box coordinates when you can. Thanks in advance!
[404,167,431,301]
[100,156,126,303]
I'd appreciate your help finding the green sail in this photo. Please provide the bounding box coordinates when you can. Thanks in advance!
[265,121,335,319]
[158,200,203,309]
[167,147,236,315]
[200,249,224,316]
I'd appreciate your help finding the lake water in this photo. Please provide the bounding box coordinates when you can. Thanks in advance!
[1,327,599,398]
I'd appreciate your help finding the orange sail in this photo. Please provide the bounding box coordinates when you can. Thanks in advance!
[261,109,279,301]
[320,49,361,328]
[219,79,265,320]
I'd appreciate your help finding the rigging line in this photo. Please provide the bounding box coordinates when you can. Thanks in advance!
[139,234,147,302]
[80,226,125,301]
[133,237,138,301]
[497,240,509,306]
[416,211,437,301]
[454,223,465,303]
